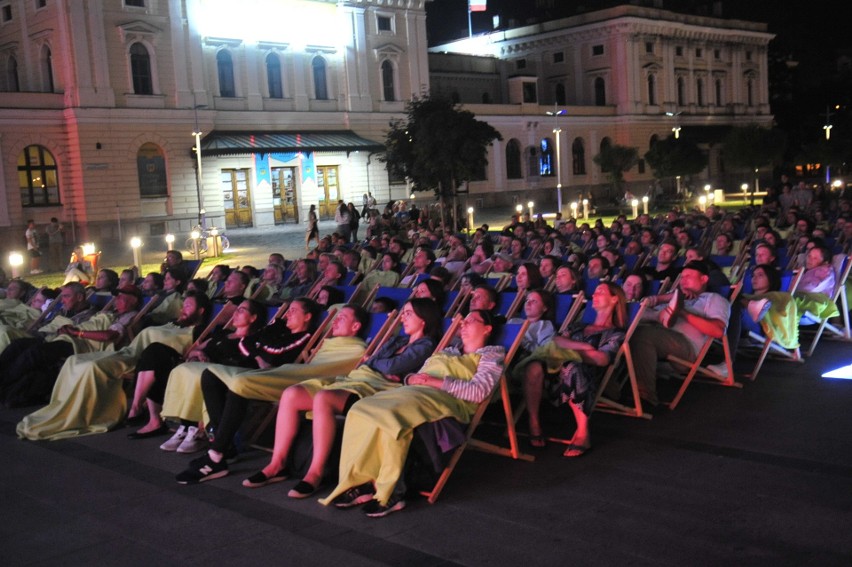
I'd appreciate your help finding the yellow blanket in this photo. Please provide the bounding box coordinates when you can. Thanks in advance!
[16,324,194,441]
[794,291,840,321]
[0,302,39,328]
[49,312,123,355]
[320,352,482,506]
[162,336,367,423]
[745,292,800,350]
[511,341,583,380]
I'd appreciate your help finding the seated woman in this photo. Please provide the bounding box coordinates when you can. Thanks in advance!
[63,246,95,285]
[240,297,441,497]
[320,309,505,517]
[252,263,285,302]
[621,271,648,303]
[514,262,544,292]
[361,252,401,290]
[150,300,269,452]
[279,259,317,301]
[794,243,839,322]
[316,285,346,312]
[508,289,556,354]
[553,265,582,295]
[412,278,445,309]
[740,264,799,350]
[519,282,627,454]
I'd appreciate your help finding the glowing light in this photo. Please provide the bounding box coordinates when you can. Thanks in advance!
[642,195,649,215]
[832,180,843,189]
[82,243,96,256]
[130,237,142,249]
[165,233,175,245]
[631,199,639,218]
[191,230,201,240]
[9,252,23,267]
[822,363,852,379]
[516,204,523,214]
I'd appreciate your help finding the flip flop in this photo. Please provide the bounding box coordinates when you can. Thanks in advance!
[563,444,591,458]
[529,435,546,448]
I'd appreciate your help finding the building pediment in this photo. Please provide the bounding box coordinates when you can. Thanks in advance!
[374,43,405,61]
[117,20,162,43]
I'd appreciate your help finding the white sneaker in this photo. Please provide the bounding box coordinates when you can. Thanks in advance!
[176,426,207,453]
[706,362,729,378]
[159,425,187,452]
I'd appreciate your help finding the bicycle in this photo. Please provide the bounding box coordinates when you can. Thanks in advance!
[185,225,230,256]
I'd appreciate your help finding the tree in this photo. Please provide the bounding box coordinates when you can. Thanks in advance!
[382,95,502,228]
[644,135,707,195]
[593,144,639,198]
[722,124,786,203]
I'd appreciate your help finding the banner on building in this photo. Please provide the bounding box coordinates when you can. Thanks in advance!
[469,0,487,12]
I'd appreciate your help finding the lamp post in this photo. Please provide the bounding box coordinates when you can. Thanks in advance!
[210,226,220,258]
[165,233,175,254]
[698,195,707,212]
[741,183,749,205]
[130,237,142,268]
[190,229,201,261]
[582,198,589,219]
[676,175,682,196]
[192,99,207,228]
[527,200,534,219]
[546,107,567,215]
[9,252,23,279]
[631,199,639,218]
[467,207,474,236]
[515,203,523,217]
[642,195,649,215]
[666,110,683,139]
[570,201,578,219]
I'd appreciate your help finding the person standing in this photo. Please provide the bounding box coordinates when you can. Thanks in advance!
[348,202,360,243]
[25,219,42,275]
[335,200,351,242]
[305,204,320,250]
[45,217,64,272]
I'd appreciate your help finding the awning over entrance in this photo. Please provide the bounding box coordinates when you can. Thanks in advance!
[198,130,385,156]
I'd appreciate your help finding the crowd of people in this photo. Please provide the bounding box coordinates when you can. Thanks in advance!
[1,182,850,518]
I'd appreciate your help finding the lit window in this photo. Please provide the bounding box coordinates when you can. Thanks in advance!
[19,145,61,206]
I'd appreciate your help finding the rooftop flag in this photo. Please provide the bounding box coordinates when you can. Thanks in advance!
[469,0,487,12]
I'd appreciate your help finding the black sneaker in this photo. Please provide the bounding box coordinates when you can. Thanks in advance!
[362,495,406,518]
[175,454,228,484]
[332,483,375,509]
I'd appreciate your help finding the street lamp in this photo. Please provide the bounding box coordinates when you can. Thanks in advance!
[165,233,175,253]
[527,201,534,219]
[570,201,578,219]
[192,99,207,227]
[741,183,749,204]
[698,195,707,212]
[190,229,201,261]
[467,207,474,235]
[582,198,589,219]
[130,237,142,268]
[515,203,523,216]
[642,195,649,215]
[631,199,639,218]
[9,252,23,279]
[546,107,567,214]
[210,226,220,258]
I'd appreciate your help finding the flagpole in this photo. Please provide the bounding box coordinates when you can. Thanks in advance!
[468,3,472,37]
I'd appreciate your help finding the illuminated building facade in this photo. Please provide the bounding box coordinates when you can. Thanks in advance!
[0,0,428,245]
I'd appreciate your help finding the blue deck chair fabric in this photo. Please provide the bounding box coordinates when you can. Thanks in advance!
[333,285,360,303]
[371,286,413,311]
[496,291,518,317]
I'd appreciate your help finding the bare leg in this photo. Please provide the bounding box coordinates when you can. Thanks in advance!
[301,389,352,487]
[523,361,546,444]
[131,371,164,434]
[563,400,590,457]
[261,385,314,477]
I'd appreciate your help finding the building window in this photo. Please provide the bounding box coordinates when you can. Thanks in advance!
[377,15,392,32]
[216,50,235,97]
[527,146,540,178]
[35,0,48,9]
[481,92,491,104]
[715,78,723,106]
[266,53,283,98]
[381,60,395,101]
[540,138,554,176]
[125,0,145,7]
[555,83,566,105]
[137,143,168,198]
[745,51,752,61]
[714,49,721,59]
[516,59,526,70]
[647,74,656,105]
[41,45,54,92]
[129,42,153,95]
[592,44,604,56]
[675,46,684,57]
[695,48,702,58]
[553,51,564,63]
[312,56,328,100]
[5,55,20,92]
[19,145,60,206]
[696,78,704,106]
[506,139,522,179]
[572,138,585,175]
[677,76,685,106]
[645,42,654,54]
[594,77,605,106]
[2,4,12,22]
[522,81,537,103]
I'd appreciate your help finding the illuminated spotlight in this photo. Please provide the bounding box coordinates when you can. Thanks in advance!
[822,363,852,380]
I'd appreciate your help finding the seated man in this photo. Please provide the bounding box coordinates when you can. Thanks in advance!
[16,291,211,441]
[629,261,729,406]
[1,284,141,407]
[641,238,681,282]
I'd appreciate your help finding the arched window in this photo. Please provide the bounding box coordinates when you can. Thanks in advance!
[381,60,395,102]
[696,78,704,107]
[540,138,554,176]
[217,50,235,97]
[129,42,153,95]
[19,145,60,206]
[555,83,566,105]
[266,53,283,99]
[41,45,54,92]
[594,77,606,106]
[677,76,685,106]
[312,56,328,100]
[506,139,522,179]
[715,78,723,106]
[572,138,586,175]
[600,137,612,152]
[137,143,168,198]
[6,55,19,92]
[647,74,656,105]
[527,146,540,178]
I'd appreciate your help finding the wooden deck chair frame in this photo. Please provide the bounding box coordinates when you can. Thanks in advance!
[186,301,238,352]
[125,293,164,342]
[799,253,852,356]
[740,305,804,382]
[665,281,744,410]
[557,292,586,334]
[593,300,652,420]
[444,287,470,319]
[420,319,531,505]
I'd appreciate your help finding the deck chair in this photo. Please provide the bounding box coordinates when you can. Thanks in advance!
[797,253,852,356]
[593,300,651,419]
[366,286,413,313]
[664,282,743,410]
[186,300,237,352]
[738,295,803,381]
[419,318,531,504]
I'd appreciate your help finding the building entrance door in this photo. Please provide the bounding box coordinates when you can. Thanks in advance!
[317,165,339,220]
[221,168,253,228]
[272,166,298,224]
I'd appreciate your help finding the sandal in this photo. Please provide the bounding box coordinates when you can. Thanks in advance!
[529,435,546,448]
[563,444,591,458]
